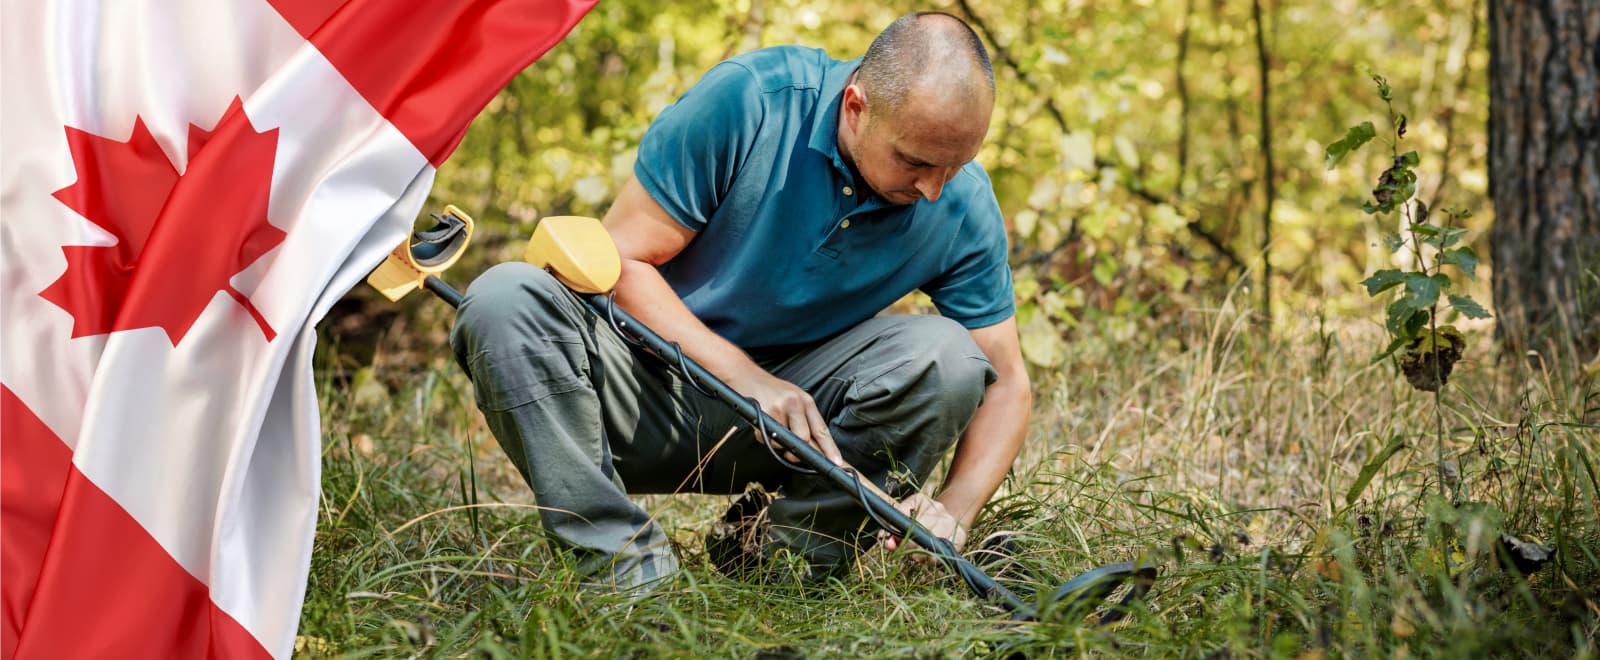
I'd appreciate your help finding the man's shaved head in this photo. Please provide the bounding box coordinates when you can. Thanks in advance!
[836,12,995,205]
[855,12,995,119]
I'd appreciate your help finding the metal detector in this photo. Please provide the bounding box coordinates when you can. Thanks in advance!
[368,208,1158,624]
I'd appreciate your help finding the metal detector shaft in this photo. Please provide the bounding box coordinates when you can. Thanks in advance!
[423,275,1152,622]
[575,291,1039,619]
[424,275,464,308]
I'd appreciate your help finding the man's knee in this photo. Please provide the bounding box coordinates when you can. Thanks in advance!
[850,316,996,426]
[453,263,575,340]
[900,316,995,409]
[450,263,591,412]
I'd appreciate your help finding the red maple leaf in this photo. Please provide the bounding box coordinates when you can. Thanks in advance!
[41,97,285,345]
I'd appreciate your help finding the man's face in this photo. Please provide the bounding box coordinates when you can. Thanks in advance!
[841,83,991,205]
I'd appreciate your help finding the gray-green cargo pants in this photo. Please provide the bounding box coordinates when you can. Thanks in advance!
[450,263,996,589]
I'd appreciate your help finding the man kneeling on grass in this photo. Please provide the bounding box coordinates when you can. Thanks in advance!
[451,11,1030,591]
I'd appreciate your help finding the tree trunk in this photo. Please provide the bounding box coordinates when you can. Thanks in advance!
[1488,0,1600,355]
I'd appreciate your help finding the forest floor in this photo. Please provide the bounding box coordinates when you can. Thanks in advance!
[298,298,1598,658]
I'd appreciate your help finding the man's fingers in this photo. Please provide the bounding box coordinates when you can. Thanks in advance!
[803,402,844,466]
[950,525,969,551]
[880,494,966,556]
[784,409,811,443]
[780,410,812,461]
[739,376,843,469]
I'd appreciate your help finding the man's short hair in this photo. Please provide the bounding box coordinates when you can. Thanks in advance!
[857,12,995,116]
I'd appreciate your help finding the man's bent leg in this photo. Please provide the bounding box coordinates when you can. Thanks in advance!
[761,315,998,575]
[450,262,690,590]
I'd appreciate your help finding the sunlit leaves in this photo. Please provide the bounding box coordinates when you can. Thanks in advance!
[1439,246,1478,279]
[418,0,1493,366]
[1448,294,1491,319]
[1402,272,1448,310]
[1417,225,1469,249]
[1325,121,1377,170]
[1019,311,1066,367]
[1149,204,1188,233]
[1361,269,1406,295]
[1092,253,1118,286]
[1382,232,1407,254]
[1059,131,1096,174]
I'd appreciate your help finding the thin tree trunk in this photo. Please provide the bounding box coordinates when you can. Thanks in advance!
[1488,0,1600,355]
[1177,0,1195,199]
[1252,0,1275,325]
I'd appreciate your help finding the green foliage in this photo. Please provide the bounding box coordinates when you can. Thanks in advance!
[400,0,1493,372]
[1449,293,1491,319]
[1326,73,1489,373]
[1440,246,1479,278]
[1325,121,1377,170]
[1345,435,1408,507]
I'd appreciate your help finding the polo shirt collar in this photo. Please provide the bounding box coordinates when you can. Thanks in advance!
[808,56,861,179]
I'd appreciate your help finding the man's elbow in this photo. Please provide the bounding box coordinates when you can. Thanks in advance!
[991,364,1032,411]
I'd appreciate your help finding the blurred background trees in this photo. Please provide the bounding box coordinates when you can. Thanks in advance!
[323,0,1592,374]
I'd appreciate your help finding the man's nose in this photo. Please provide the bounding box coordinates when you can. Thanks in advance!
[914,167,956,202]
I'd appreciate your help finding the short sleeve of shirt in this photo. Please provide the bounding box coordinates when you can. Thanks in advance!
[634,62,767,233]
[921,183,1015,329]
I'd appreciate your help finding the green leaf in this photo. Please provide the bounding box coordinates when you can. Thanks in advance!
[1449,294,1492,319]
[1386,299,1419,337]
[1091,255,1117,286]
[1402,272,1446,309]
[1361,269,1407,296]
[1018,310,1066,368]
[1382,232,1406,253]
[1399,150,1420,167]
[1398,180,1418,205]
[1440,226,1468,248]
[1440,246,1479,279]
[1346,436,1408,506]
[1404,306,1431,338]
[1372,334,1410,363]
[1325,121,1377,170]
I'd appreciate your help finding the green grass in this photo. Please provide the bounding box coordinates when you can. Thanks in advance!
[301,303,1599,658]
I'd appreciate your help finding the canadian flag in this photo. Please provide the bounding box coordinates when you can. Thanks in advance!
[0,1,595,657]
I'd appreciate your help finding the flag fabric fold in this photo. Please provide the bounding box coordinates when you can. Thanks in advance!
[0,1,595,657]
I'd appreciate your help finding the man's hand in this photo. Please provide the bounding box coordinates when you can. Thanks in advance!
[880,492,968,555]
[604,177,844,470]
[725,365,844,467]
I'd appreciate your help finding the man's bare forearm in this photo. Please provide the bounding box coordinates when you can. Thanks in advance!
[937,374,1031,530]
[612,259,763,382]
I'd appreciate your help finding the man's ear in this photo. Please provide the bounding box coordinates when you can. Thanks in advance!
[841,84,867,133]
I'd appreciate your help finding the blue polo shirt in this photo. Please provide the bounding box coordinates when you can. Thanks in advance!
[635,46,1014,355]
